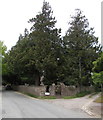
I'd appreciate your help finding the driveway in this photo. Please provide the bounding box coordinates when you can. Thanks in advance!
[2,91,90,118]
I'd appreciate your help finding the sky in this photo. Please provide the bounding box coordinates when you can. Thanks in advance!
[0,0,102,50]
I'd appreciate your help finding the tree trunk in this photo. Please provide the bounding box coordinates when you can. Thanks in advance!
[35,75,40,86]
[34,71,40,86]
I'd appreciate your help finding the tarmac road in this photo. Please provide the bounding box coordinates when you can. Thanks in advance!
[2,91,90,118]
[0,89,2,120]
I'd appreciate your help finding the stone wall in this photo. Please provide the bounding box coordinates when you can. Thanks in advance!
[49,83,55,96]
[60,83,79,96]
[60,83,94,96]
[12,83,94,97]
[13,85,46,96]
[48,83,94,96]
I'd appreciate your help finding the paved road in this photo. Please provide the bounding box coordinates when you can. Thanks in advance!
[2,91,90,118]
[0,90,2,119]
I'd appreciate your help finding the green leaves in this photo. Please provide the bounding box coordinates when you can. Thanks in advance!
[2,3,101,88]
[92,72,103,84]
[0,41,7,57]
[63,9,101,87]
[93,53,103,72]
[3,1,62,86]
[92,52,103,87]
[0,41,7,76]
[28,1,62,85]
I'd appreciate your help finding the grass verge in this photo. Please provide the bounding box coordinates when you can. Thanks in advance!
[22,91,91,100]
[25,93,56,99]
[63,91,91,99]
[38,96,56,99]
[88,92,99,98]
[25,93,38,98]
[94,95,103,103]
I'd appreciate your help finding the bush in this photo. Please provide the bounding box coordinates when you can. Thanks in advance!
[76,91,91,97]
[63,91,91,99]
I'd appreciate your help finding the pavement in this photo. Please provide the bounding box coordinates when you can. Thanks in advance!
[0,89,2,119]
[1,90,102,118]
[86,102,103,118]
[82,93,103,118]
[2,91,90,118]
[44,93,102,118]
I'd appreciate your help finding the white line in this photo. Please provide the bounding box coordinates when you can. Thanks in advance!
[81,94,101,118]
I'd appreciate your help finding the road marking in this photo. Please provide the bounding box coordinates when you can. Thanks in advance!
[81,94,101,118]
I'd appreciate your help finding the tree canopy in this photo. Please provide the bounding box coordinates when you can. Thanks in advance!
[0,41,7,84]
[63,9,101,89]
[2,2,101,89]
[92,52,103,88]
[28,1,62,85]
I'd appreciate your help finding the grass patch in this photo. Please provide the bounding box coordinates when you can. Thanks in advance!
[63,96,77,99]
[39,96,56,99]
[63,91,91,99]
[25,93,38,98]
[88,92,99,98]
[94,95,103,103]
[20,91,91,100]
[24,93,56,99]
[76,91,91,97]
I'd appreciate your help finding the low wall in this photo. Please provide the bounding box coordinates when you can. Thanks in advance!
[12,84,95,97]
[60,85,79,96]
[13,85,46,96]
[60,83,94,96]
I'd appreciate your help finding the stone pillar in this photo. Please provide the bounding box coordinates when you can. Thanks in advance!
[49,83,55,96]
[40,76,44,86]
[60,83,67,96]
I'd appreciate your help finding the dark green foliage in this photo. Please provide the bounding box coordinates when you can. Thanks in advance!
[92,52,103,90]
[76,91,91,97]
[93,52,103,72]
[3,1,62,86]
[28,1,62,85]
[63,91,91,99]
[2,3,101,88]
[63,9,101,89]
[3,29,40,85]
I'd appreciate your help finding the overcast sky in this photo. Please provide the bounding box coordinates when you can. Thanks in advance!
[0,0,102,50]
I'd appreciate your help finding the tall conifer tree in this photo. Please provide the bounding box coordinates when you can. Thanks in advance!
[63,9,101,90]
[29,1,61,85]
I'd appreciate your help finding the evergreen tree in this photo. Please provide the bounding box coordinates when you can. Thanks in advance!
[0,41,7,84]
[63,9,101,90]
[29,1,61,85]
[5,29,40,85]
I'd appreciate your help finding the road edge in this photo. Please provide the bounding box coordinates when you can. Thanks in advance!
[14,91,39,100]
[81,93,101,118]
